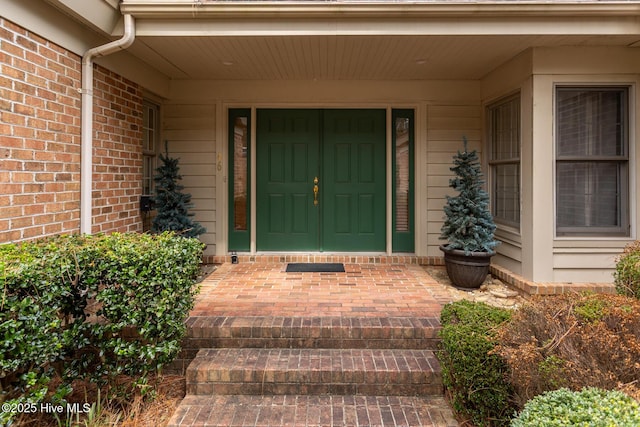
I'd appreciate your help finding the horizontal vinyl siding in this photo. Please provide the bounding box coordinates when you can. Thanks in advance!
[553,268,617,283]
[552,246,625,282]
[425,103,481,256]
[494,240,523,275]
[164,104,216,255]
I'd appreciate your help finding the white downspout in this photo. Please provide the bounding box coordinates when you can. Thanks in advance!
[80,14,135,234]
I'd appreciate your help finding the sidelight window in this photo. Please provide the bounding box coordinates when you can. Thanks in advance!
[392,109,414,252]
[228,109,251,250]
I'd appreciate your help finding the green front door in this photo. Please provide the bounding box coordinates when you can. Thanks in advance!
[257,109,321,251]
[257,109,386,251]
[322,109,386,251]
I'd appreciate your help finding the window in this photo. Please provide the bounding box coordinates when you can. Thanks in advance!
[228,109,251,251]
[488,94,520,228]
[555,86,629,237]
[392,109,414,252]
[142,101,159,195]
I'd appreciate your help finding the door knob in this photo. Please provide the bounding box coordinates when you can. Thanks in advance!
[313,177,319,206]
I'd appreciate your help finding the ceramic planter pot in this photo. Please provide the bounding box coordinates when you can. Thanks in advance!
[439,245,495,289]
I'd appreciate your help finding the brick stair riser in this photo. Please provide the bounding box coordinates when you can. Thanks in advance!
[185,348,442,397]
[186,316,441,345]
[199,327,441,341]
[187,383,443,396]
[190,370,435,385]
[189,336,439,349]
[167,316,442,376]
[168,316,442,376]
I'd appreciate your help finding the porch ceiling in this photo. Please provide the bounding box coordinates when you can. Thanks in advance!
[129,33,640,80]
[115,1,640,81]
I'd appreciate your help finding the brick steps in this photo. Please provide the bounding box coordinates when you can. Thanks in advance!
[187,348,442,396]
[186,316,441,349]
[169,314,457,427]
[168,395,458,427]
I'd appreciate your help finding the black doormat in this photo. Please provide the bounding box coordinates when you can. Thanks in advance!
[286,263,345,273]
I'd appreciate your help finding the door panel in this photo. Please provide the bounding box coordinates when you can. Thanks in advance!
[334,144,351,182]
[333,194,352,233]
[358,194,375,233]
[257,109,320,250]
[268,194,285,233]
[322,109,386,251]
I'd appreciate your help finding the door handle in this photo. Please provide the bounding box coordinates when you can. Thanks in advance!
[313,176,319,206]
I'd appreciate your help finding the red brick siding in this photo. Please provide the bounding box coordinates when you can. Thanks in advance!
[0,18,144,243]
[92,66,143,234]
[0,18,81,241]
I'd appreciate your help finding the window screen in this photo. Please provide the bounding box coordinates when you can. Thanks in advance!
[555,87,629,236]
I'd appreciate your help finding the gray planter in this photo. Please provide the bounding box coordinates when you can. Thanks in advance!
[439,245,495,289]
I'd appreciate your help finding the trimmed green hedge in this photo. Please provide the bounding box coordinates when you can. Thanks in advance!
[0,232,204,425]
[438,300,515,427]
[511,387,640,427]
[615,241,640,299]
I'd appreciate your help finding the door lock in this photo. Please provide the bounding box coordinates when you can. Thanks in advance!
[313,176,319,206]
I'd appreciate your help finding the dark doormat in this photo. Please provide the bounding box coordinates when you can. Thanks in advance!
[286,263,345,273]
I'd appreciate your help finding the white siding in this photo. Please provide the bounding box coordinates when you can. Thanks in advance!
[164,79,482,259]
[527,47,640,282]
[553,249,620,283]
[480,49,533,277]
[164,104,217,255]
[425,104,482,257]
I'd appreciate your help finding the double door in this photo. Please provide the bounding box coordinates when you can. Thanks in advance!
[256,109,386,251]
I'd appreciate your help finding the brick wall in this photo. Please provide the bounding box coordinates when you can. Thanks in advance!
[0,18,144,243]
[0,18,81,241]
[92,66,143,234]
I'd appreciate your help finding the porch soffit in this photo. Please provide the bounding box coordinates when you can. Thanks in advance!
[117,1,640,80]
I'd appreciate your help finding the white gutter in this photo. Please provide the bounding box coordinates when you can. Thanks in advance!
[120,2,640,19]
[81,14,135,234]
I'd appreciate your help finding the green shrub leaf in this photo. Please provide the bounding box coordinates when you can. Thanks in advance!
[512,388,640,427]
[438,300,514,426]
[0,232,204,424]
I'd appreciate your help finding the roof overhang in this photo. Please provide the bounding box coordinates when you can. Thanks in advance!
[120,2,640,36]
[120,1,640,20]
[43,0,121,35]
[59,1,640,81]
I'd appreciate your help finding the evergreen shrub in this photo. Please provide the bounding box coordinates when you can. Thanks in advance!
[511,388,640,427]
[440,137,499,254]
[0,233,204,425]
[152,147,206,238]
[614,240,640,299]
[438,300,515,426]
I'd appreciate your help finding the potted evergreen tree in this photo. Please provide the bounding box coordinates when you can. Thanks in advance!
[152,143,206,238]
[439,137,499,289]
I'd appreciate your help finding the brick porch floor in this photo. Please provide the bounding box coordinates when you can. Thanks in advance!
[191,262,454,318]
[169,262,459,427]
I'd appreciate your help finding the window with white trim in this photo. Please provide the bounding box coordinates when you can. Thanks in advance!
[555,86,630,237]
[488,94,521,228]
[142,100,159,195]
